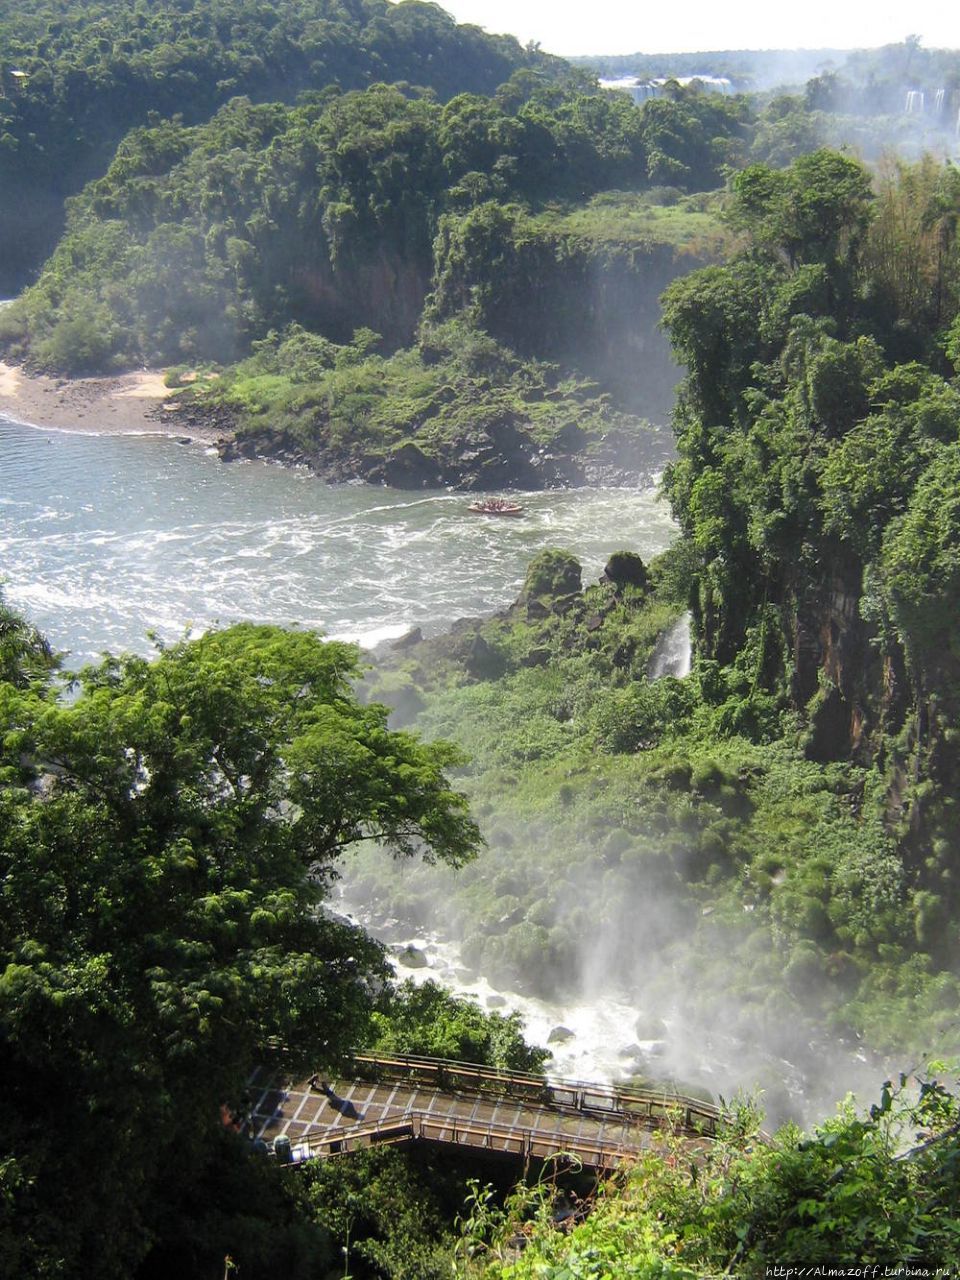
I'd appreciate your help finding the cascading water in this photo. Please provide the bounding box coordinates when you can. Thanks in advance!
[3,416,886,1125]
[648,611,692,680]
[600,75,732,106]
[336,889,883,1128]
[598,77,662,103]
[905,90,925,114]
[935,88,946,115]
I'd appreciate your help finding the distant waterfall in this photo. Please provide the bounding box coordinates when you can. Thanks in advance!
[629,82,662,103]
[935,88,946,114]
[600,75,733,107]
[648,612,692,681]
[599,77,662,104]
[905,90,925,114]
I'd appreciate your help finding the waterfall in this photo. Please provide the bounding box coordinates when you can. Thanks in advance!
[648,612,692,681]
[598,77,662,105]
[935,88,946,115]
[905,90,925,114]
[680,75,733,94]
[600,76,732,107]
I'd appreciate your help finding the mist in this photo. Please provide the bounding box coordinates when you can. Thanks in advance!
[340,792,889,1130]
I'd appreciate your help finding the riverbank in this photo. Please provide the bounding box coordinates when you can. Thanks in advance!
[0,361,224,442]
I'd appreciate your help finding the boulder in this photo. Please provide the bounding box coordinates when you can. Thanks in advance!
[382,442,441,488]
[464,634,506,680]
[547,1025,575,1045]
[553,592,583,616]
[391,626,423,649]
[634,1013,669,1040]
[396,944,428,969]
[519,646,551,668]
[524,598,552,621]
[375,918,404,941]
[602,551,650,592]
[518,550,583,603]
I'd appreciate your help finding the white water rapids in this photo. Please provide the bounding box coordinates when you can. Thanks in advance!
[0,416,676,668]
[2,414,883,1122]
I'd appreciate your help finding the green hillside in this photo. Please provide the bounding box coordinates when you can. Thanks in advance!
[0,0,572,291]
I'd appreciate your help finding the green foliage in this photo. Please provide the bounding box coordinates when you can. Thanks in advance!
[587,677,698,753]
[0,592,56,689]
[355,552,955,1061]
[519,550,583,601]
[880,444,960,672]
[201,316,662,484]
[0,0,570,292]
[603,550,650,592]
[529,189,728,256]
[371,979,549,1073]
[864,156,960,347]
[303,1146,468,1280]
[6,74,745,376]
[0,618,480,1276]
[729,149,874,274]
[649,146,960,1063]
[662,149,960,694]
[462,1079,960,1278]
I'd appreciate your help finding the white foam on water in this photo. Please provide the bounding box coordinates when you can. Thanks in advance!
[341,898,687,1090]
[334,622,418,650]
[1,420,677,671]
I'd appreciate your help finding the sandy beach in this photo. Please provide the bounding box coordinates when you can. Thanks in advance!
[0,361,224,441]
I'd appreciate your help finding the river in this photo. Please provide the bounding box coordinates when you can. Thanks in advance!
[0,413,879,1120]
[0,416,676,668]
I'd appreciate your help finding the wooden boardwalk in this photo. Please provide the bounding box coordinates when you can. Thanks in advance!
[247,1053,720,1170]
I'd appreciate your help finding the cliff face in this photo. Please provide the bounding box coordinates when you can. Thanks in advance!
[248,212,703,410]
[790,546,895,764]
[780,540,960,944]
[482,242,689,424]
[288,247,433,348]
[430,209,712,423]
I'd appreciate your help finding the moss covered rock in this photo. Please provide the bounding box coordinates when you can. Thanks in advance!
[603,550,650,592]
[519,550,583,603]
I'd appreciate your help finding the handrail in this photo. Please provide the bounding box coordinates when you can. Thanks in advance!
[348,1052,720,1135]
[259,1049,716,1131]
[275,1107,647,1168]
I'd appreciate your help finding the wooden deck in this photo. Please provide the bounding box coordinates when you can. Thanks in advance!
[247,1053,719,1169]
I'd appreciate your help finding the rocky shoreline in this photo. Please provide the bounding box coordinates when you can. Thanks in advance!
[212,417,673,491]
[0,360,672,490]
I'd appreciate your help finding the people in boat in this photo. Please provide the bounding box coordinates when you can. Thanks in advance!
[472,496,521,512]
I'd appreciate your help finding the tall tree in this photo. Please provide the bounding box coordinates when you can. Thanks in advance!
[0,621,481,1277]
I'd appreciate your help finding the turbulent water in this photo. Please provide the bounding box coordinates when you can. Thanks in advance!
[0,416,676,669]
[3,414,883,1115]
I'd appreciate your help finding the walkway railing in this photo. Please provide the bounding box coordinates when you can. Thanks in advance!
[349,1052,721,1137]
[273,1107,655,1170]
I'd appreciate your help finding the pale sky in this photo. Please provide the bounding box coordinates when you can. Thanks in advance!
[436,0,959,57]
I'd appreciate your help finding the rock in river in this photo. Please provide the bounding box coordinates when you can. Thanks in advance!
[547,1025,575,1045]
